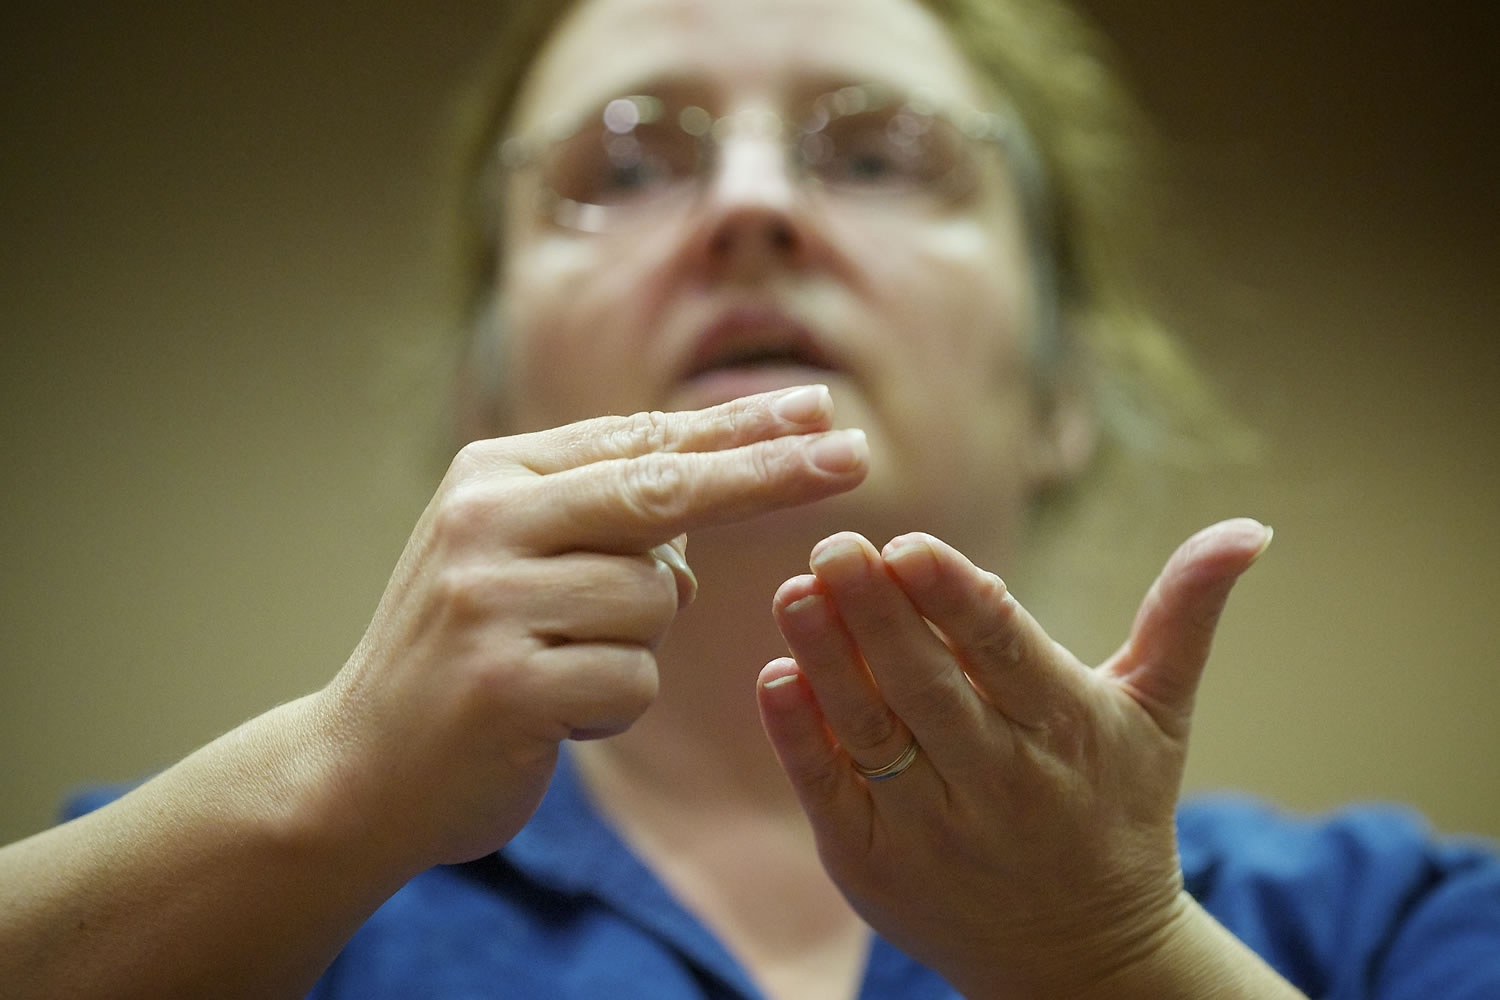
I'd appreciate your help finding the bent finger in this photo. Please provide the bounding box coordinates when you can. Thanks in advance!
[802,534,984,759]
[523,643,661,742]
[757,658,870,839]
[879,532,1086,728]
[482,552,681,646]
[772,574,921,777]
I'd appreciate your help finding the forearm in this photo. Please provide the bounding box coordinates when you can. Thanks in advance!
[1068,893,1307,1000]
[0,694,412,1000]
[950,892,1307,1000]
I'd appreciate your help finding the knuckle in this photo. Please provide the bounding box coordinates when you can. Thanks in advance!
[800,754,850,814]
[979,570,1010,604]
[457,648,536,727]
[619,452,691,524]
[615,649,661,717]
[431,562,507,623]
[431,480,496,549]
[839,601,905,652]
[575,648,660,732]
[895,667,966,721]
[446,439,493,483]
[1037,702,1097,765]
[746,437,783,484]
[842,705,902,753]
[722,398,757,441]
[617,409,674,456]
[967,594,1026,669]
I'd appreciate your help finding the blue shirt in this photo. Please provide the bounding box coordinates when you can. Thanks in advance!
[66,756,1500,998]
[291,753,1500,999]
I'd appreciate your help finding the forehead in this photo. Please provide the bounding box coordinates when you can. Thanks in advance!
[511,0,986,130]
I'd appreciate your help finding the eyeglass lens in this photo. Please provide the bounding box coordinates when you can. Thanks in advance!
[537,95,978,221]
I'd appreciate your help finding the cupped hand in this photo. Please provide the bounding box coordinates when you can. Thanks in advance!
[313,385,866,871]
[757,519,1273,996]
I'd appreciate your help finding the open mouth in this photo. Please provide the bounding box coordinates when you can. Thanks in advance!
[682,306,841,383]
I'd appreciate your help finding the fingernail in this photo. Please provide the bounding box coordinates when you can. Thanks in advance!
[881,533,939,587]
[772,384,830,424]
[782,592,825,618]
[651,541,691,577]
[763,673,800,690]
[807,428,867,474]
[1249,524,1275,564]
[808,536,863,573]
[881,533,930,563]
[649,542,699,604]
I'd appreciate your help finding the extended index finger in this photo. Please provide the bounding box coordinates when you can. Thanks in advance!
[500,384,835,475]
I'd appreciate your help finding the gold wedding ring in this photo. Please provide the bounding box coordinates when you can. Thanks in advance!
[852,739,920,781]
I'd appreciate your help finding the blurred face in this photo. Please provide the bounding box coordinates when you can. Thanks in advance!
[492,0,1082,554]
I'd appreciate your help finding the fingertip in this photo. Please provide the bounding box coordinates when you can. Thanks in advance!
[759,656,804,693]
[808,530,876,576]
[881,531,1005,604]
[880,532,941,588]
[756,657,823,745]
[772,573,821,613]
[756,657,853,817]
[769,383,833,426]
[806,428,869,476]
[1198,517,1273,561]
[1169,518,1275,589]
[880,530,935,555]
[1250,523,1274,564]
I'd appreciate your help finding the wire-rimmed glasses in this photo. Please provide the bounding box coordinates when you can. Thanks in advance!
[498,83,1030,233]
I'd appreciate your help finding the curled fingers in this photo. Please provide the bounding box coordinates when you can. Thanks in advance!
[772,572,923,781]
[463,551,683,647]
[880,533,1089,731]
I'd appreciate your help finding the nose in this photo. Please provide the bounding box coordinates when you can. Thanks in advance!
[693,126,808,276]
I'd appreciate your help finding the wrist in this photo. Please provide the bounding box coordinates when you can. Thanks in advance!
[1062,892,1307,1000]
[942,889,1304,1000]
[196,691,423,893]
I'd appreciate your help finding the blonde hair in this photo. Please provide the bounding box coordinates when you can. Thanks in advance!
[440,0,1244,458]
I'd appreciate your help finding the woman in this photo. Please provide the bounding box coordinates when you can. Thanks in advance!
[3,0,1496,997]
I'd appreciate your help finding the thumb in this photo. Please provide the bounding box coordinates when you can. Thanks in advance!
[1102,518,1274,737]
[650,534,697,607]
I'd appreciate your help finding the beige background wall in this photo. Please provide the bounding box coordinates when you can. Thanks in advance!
[2,2,1496,846]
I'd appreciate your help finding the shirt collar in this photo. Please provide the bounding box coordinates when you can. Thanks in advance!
[499,749,765,998]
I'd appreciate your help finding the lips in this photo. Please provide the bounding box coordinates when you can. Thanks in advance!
[680,304,840,383]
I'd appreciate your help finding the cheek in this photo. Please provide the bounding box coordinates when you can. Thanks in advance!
[499,235,653,429]
[874,215,1037,387]
[861,217,1045,505]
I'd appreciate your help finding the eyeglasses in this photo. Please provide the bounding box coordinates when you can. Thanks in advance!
[497,84,1031,233]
